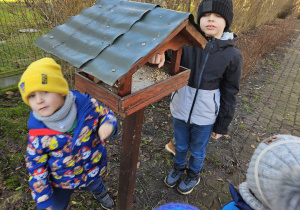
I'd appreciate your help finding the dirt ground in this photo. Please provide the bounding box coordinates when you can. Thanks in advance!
[1,17,299,210]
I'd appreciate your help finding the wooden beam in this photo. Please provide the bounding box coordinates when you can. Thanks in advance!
[121,69,190,116]
[183,21,207,49]
[74,72,121,113]
[117,108,145,210]
[170,48,183,75]
[118,75,132,97]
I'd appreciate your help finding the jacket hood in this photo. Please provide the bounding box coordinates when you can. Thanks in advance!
[217,31,237,48]
[204,31,237,53]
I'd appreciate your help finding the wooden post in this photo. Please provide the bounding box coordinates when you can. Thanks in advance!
[117,108,145,210]
[170,48,183,75]
[118,75,132,97]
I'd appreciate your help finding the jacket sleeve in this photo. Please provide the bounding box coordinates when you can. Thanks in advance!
[97,102,118,137]
[26,135,53,209]
[213,51,242,134]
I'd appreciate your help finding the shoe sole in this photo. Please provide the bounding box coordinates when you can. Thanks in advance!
[165,144,175,156]
[100,204,111,210]
[164,176,177,188]
[177,178,200,195]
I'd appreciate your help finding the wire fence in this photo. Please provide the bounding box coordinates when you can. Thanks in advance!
[0,1,40,71]
[0,0,97,73]
[0,0,298,73]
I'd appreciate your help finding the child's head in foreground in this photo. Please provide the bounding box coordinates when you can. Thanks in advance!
[240,134,300,210]
[197,0,233,38]
[18,57,69,117]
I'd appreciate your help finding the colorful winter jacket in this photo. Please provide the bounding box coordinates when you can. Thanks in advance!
[170,32,242,134]
[25,90,117,209]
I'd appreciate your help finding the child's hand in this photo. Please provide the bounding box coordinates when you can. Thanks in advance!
[211,132,222,140]
[46,207,52,210]
[98,123,114,141]
[148,53,165,68]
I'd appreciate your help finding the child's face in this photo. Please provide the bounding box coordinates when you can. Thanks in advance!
[28,91,65,117]
[200,13,226,39]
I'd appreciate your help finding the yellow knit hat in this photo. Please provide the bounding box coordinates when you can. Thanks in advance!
[18,57,69,105]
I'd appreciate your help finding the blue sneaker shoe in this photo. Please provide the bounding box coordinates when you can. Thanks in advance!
[164,165,185,188]
[92,188,114,209]
[177,170,200,195]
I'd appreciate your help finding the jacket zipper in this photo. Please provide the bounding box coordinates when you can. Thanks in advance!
[187,37,215,124]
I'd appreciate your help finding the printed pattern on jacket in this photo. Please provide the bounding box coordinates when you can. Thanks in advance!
[25,90,117,209]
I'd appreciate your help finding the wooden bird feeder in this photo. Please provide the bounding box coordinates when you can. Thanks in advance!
[74,18,207,117]
[33,1,207,209]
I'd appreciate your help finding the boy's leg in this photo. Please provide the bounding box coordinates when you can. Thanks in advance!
[173,118,190,168]
[83,177,114,209]
[85,176,105,193]
[164,118,189,187]
[52,187,74,210]
[188,124,213,172]
[177,123,213,195]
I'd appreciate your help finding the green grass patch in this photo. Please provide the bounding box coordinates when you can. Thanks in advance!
[0,91,30,193]
[241,97,249,103]
[9,152,25,165]
[242,105,253,113]
[5,175,20,190]
[0,102,31,136]
[238,124,247,130]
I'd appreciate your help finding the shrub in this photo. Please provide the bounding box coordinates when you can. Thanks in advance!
[277,3,297,19]
[235,19,295,79]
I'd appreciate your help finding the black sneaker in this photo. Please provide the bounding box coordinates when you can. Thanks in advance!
[92,188,114,209]
[177,170,200,195]
[164,165,185,188]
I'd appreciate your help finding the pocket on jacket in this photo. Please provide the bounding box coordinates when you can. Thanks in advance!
[192,90,220,123]
[213,93,219,116]
[170,86,195,121]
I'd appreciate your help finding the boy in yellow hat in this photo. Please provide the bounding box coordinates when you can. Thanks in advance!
[19,57,117,209]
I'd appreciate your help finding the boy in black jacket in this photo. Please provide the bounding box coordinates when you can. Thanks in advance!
[149,0,242,195]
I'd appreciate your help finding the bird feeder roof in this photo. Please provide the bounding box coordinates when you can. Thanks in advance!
[34,0,202,86]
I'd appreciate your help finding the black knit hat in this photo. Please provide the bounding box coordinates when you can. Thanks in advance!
[197,0,233,31]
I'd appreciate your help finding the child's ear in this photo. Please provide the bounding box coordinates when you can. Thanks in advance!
[61,94,67,100]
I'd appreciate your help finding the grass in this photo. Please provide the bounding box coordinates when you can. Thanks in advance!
[238,125,247,130]
[0,92,31,186]
[241,97,249,103]
[206,153,223,167]
[0,91,33,208]
[0,1,48,72]
[5,175,20,190]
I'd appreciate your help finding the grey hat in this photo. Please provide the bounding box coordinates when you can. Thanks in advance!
[239,135,300,210]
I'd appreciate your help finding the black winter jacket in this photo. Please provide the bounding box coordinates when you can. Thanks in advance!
[170,33,242,134]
